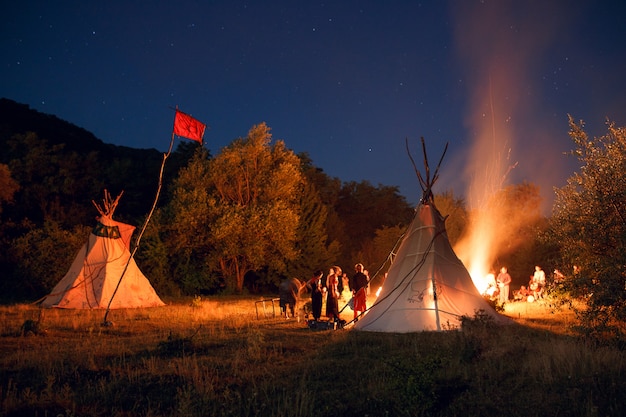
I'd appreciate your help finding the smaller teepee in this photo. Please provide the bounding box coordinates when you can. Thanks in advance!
[353,139,509,332]
[41,191,164,309]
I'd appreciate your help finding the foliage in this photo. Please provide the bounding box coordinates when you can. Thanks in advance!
[488,182,543,251]
[206,123,304,292]
[4,132,103,227]
[160,147,220,294]
[0,99,170,225]
[434,191,467,247]
[283,179,340,281]
[492,183,550,286]
[133,210,182,296]
[6,221,90,300]
[549,117,626,339]
[300,154,346,257]
[456,181,548,286]
[0,100,185,301]
[164,124,305,293]
[335,180,414,269]
[0,163,19,215]
[0,100,425,300]
[2,98,557,306]
[356,224,406,284]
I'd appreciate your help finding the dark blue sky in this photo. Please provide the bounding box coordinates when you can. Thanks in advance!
[2,1,625,210]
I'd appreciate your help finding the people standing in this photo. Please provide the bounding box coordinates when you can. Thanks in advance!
[306,270,324,321]
[326,266,341,321]
[496,266,512,304]
[340,273,351,301]
[278,278,302,319]
[351,263,369,320]
[363,268,371,295]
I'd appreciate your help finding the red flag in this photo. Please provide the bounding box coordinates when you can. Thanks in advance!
[173,109,206,143]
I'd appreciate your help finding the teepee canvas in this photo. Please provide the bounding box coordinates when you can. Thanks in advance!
[354,140,508,332]
[41,192,164,309]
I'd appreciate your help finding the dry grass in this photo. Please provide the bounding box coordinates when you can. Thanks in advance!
[503,299,580,333]
[1,296,624,417]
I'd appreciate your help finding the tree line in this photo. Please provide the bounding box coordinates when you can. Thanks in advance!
[1,99,624,340]
[0,99,416,300]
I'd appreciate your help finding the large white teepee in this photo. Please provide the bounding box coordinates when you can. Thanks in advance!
[354,140,509,332]
[41,192,164,309]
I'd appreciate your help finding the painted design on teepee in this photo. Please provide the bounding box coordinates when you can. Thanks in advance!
[41,191,164,309]
[407,288,428,304]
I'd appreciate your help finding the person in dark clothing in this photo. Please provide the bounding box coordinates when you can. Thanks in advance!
[325,266,341,321]
[306,270,324,321]
[278,278,302,318]
[350,263,369,319]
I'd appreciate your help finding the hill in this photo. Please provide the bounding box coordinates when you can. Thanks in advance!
[0,98,111,153]
[0,98,187,223]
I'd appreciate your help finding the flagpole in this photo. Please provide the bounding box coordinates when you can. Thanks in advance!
[102,130,176,326]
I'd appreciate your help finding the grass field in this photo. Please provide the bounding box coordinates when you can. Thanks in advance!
[1,295,624,417]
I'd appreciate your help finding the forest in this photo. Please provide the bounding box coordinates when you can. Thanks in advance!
[0,98,418,301]
[2,98,625,340]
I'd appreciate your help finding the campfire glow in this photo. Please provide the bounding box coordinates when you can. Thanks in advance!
[447,2,561,291]
[455,206,504,296]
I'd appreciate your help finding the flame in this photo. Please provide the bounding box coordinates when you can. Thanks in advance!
[446,2,570,290]
[455,207,502,296]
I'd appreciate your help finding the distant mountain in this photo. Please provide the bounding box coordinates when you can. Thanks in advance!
[0,97,162,158]
[0,98,178,223]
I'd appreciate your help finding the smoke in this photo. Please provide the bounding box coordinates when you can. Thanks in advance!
[448,1,572,285]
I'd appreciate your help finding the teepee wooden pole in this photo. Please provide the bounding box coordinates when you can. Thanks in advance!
[421,137,431,186]
[406,137,426,193]
[430,142,448,186]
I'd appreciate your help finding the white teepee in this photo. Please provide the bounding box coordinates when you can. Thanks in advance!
[41,192,164,309]
[353,140,509,332]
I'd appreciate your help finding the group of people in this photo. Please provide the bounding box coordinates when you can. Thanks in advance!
[278,263,370,323]
[484,265,548,304]
[483,267,512,304]
[513,265,546,302]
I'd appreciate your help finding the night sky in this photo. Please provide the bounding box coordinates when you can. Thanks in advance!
[2,1,625,211]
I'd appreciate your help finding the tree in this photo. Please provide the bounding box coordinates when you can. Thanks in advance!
[284,179,340,281]
[298,152,346,265]
[134,209,182,296]
[550,117,626,337]
[485,182,546,284]
[434,191,468,247]
[5,132,106,227]
[283,155,343,279]
[0,164,19,215]
[359,224,406,284]
[335,181,414,268]
[6,220,90,300]
[162,147,219,294]
[206,123,304,292]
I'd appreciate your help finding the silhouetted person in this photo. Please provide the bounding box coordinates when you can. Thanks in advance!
[306,270,324,321]
[326,266,341,321]
[279,277,302,319]
[350,263,369,319]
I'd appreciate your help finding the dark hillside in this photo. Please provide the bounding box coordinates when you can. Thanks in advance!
[0,98,176,223]
[0,98,198,302]
[0,98,105,154]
